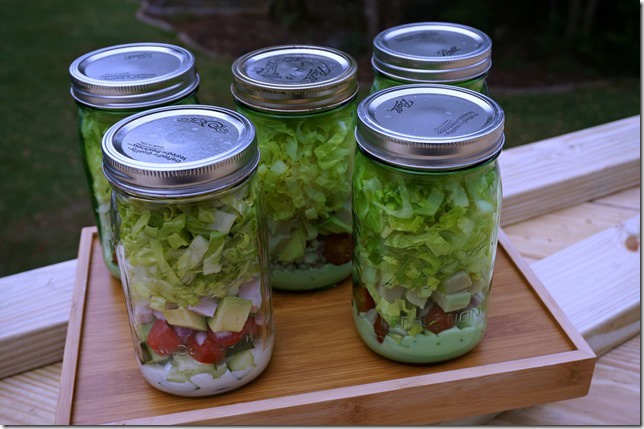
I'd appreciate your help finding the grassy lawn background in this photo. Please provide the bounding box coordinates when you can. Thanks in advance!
[0,0,639,276]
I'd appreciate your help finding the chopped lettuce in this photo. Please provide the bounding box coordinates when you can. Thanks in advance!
[237,102,355,266]
[77,94,198,277]
[115,181,262,308]
[78,107,127,276]
[352,150,501,332]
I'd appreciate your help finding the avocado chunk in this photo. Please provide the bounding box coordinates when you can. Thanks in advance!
[433,290,471,312]
[439,270,472,294]
[227,349,256,372]
[163,307,207,331]
[208,296,252,332]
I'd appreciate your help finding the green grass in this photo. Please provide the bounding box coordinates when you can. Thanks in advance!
[491,80,640,149]
[0,0,639,276]
[0,0,233,276]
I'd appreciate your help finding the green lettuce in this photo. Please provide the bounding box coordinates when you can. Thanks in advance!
[237,102,355,265]
[115,181,262,308]
[78,107,126,276]
[77,95,199,277]
[353,151,501,330]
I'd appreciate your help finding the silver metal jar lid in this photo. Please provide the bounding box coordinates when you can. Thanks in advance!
[102,105,258,197]
[356,84,504,170]
[231,45,358,113]
[70,42,200,109]
[372,22,492,83]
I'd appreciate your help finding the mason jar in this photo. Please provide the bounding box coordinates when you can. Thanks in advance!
[371,22,492,94]
[231,45,358,291]
[102,105,273,397]
[352,84,504,363]
[69,42,200,278]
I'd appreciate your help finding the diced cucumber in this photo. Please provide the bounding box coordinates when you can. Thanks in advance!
[227,349,256,372]
[166,354,223,383]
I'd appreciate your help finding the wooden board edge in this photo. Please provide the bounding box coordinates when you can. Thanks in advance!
[54,226,97,425]
[107,351,595,425]
[499,115,641,227]
[497,230,596,359]
[500,160,640,226]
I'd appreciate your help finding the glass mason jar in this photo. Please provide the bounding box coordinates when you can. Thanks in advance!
[69,42,200,278]
[352,84,504,363]
[102,105,273,397]
[231,45,359,291]
[370,22,492,94]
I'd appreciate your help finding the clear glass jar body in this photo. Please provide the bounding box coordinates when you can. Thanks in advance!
[370,71,489,94]
[352,150,501,363]
[236,101,356,291]
[112,174,274,397]
[76,94,198,278]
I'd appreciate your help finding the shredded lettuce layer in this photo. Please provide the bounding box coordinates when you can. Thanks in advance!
[237,102,355,266]
[78,107,126,275]
[115,181,262,309]
[352,150,501,334]
[77,95,198,276]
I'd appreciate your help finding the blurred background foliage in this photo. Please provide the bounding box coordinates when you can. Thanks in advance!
[0,0,639,276]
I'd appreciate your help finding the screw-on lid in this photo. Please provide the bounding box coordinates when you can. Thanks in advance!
[70,42,200,109]
[356,84,504,170]
[372,22,492,83]
[231,45,358,113]
[102,105,258,197]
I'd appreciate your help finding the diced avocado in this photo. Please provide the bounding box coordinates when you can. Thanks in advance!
[433,290,471,312]
[439,270,472,294]
[208,296,252,332]
[227,349,256,372]
[470,277,489,294]
[163,307,207,331]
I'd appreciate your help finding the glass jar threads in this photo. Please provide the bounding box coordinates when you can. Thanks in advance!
[102,105,273,397]
[352,84,504,363]
[69,42,200,278]
[231,45,359,291]
[370,22,492,94]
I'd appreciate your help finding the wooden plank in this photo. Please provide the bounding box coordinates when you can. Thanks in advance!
[0,363,62,425]
[529,215,640,355]
[54,227,94,425]
[504,191,639,262]
[0,259,76,379]
[488,334,641,425]
[499,115,640,226]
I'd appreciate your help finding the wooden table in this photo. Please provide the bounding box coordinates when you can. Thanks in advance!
[0,116,640,425]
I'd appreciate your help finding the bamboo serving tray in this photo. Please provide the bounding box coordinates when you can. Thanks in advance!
[55,226,595,425]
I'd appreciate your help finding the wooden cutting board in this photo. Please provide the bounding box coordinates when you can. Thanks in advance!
[55,227,595,425]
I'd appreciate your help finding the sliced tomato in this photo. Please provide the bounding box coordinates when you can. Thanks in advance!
[146,319,182,356]
[353,285,375,313]
[422,305,455,334]
[374,314,389,343]
[186,333,226,364]
[208,316,256,348]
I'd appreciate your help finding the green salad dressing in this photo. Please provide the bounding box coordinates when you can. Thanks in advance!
[354,312,485,363]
